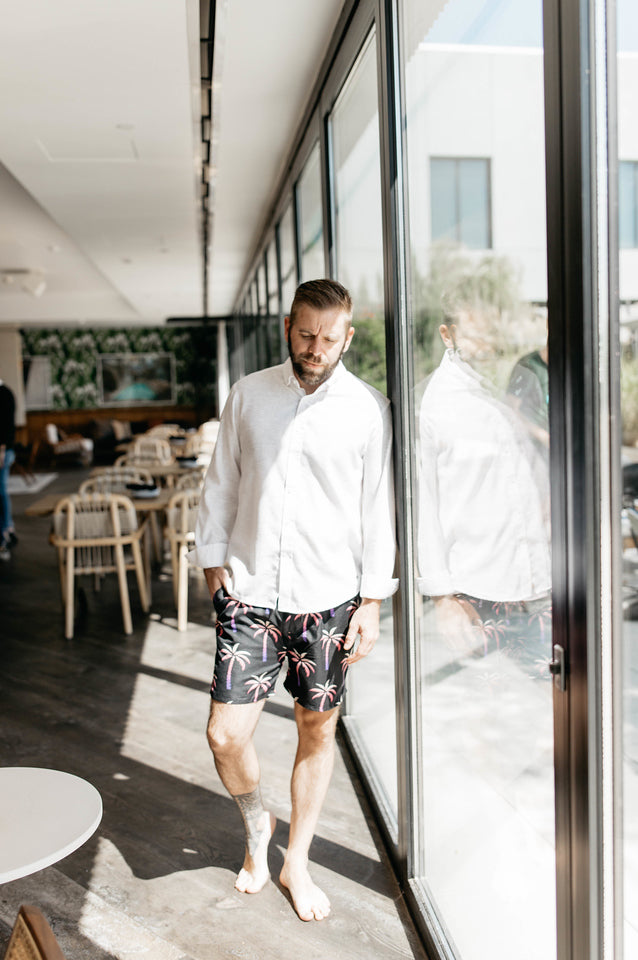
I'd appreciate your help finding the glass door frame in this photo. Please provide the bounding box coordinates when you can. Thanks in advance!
[543,0,622,956]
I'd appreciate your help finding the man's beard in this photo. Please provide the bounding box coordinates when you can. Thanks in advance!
[287,333,345,388]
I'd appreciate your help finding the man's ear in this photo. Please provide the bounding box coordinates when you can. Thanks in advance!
[439,323,455,349]
[342,324,355,355]
[284,315,291,338]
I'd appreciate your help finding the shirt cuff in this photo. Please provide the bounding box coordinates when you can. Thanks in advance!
[359,574,399,600]
[416,575,454,597]
[187,543,228,568]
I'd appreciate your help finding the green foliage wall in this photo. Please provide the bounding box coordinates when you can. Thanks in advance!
[21,326,217,413]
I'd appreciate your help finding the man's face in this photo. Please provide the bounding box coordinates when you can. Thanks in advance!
[439,310,490,363]
[285,303,354,393]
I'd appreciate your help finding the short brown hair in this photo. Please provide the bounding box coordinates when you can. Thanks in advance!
[289,279,353,325]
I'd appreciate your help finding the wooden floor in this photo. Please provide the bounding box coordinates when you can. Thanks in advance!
[0,468,428,960]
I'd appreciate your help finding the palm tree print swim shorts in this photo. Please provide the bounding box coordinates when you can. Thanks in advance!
[211,591,361,711]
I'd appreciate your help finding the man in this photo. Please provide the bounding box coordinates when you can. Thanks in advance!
[189,279,397,921]
[0,379,16,561]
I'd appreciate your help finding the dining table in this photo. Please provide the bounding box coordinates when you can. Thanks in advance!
[0,767,103,884]
[91,461,205,485]
[24,487,173,519]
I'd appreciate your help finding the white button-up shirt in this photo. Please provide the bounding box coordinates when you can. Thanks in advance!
[189,358,398,613]
[417,350,551,602]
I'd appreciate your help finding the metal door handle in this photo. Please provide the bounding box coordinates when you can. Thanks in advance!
[549,643,566,691]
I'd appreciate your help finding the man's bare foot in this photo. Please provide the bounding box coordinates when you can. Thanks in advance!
[279,860,331,921]
[234,811,276,894]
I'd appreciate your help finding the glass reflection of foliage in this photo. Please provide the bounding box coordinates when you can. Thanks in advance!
[342,274,388,395]
[621,346,638,445]
[411,242,537,392]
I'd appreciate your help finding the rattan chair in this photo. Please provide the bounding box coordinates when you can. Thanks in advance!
[3,905,66,960]
[174,469,205,491]
[50,493,149,639]
[145,423,184,439]
[125,436,173,463]
[78,466,154,495]
[164,489,199,631]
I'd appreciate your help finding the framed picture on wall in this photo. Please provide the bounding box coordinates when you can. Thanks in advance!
[97,353,176,405]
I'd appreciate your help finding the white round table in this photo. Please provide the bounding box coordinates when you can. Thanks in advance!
[0,767,103,883]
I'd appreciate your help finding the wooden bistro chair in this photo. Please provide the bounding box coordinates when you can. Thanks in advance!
[126,436,173,463]
[174,468,205,491]
[3,904,66,960]
[81,466,160,561]
[78,465,154,495]
[145,423,184,439]
[164,489,200,631]
[50,493,149,639]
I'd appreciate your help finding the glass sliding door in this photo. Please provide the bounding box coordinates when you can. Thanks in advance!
[330,29,398,823]
[399,1,556,956]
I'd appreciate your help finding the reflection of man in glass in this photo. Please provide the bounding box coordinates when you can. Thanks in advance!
[417,302,551,656]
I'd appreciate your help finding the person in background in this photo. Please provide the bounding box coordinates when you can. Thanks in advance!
[0,379,17,560]
[189,278,397,922]
[506,342,549,456]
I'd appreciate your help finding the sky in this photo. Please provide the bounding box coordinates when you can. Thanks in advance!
[424,0,638,52]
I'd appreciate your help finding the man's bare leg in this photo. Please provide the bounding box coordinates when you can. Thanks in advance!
[279,703,340,921]
[207,699,276,893]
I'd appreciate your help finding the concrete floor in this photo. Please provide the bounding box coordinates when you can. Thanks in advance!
[0,467,427,960]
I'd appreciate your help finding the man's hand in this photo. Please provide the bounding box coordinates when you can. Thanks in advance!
[432,595,483,657]
[343,597,382,665]
[204,566,231,601]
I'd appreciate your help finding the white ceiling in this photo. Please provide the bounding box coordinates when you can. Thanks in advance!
[0,0,344,327]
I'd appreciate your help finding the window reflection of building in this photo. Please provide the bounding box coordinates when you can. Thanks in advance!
[430,157,492,249]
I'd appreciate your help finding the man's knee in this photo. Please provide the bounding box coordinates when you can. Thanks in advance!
[206,701,261,757]
[295,704,339,748]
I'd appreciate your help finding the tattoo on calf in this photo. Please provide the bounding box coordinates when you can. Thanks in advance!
[233,787,266,856]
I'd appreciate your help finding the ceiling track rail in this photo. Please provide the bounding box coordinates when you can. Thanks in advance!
[200,0,216,318]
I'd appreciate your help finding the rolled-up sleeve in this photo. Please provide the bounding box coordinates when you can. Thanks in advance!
[360,402,399,600]
[187,389,241,569]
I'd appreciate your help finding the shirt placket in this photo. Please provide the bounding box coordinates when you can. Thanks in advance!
[276,392,309,610]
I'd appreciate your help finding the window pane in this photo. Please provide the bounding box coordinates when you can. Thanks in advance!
[278,203,297,318]
[330,31,397,820]
[297,143,325,281]
[332,33,388,398]
[431,158,459,242]
[265,239,279,317]
[402,1,555,958]
[619,160,637,249]
[256,263,267,316]
[458,158,490,248]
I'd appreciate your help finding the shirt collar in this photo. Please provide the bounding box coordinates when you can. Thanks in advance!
[281,357,347,396]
